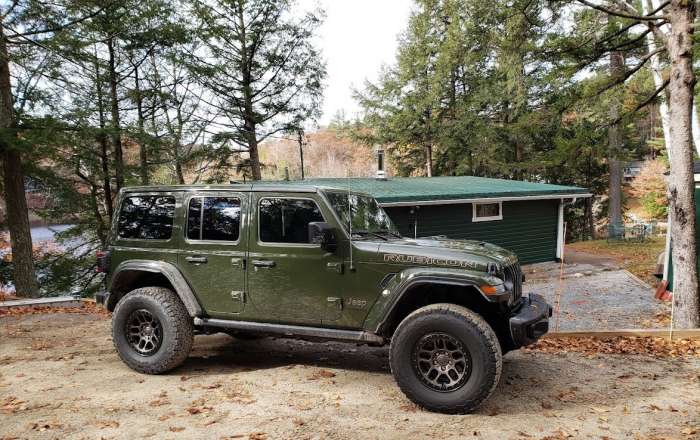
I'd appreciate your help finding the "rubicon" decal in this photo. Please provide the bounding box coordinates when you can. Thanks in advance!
[383,253,478,269]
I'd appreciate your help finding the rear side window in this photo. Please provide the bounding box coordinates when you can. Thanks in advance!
[259,198,324,244]
[187,197,241,242]
[118,195,175,240]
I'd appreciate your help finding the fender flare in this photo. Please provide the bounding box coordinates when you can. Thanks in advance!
[109,260,203,317]
[370,274,486,334]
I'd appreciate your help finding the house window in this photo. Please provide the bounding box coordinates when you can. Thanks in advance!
[472,202,502,222]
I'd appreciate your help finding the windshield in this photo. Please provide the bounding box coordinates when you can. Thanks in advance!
[325,191,402,239]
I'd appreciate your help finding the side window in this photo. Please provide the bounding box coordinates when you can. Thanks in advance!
[259,198,324,244]
[118,195,175,240]
[187,197,241,242]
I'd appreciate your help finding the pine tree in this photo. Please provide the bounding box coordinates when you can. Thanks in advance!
[188,0,326,180]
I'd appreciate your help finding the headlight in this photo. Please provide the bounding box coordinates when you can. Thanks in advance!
[487,262,501,277]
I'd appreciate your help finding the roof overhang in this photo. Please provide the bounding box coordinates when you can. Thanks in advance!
[377,193,593,207]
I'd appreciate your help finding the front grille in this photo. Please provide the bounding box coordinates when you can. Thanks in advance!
[503,262,522,303]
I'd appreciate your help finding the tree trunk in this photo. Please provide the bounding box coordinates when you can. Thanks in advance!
[175,159,185,185]
[2,150,39,297]
[245,120,262,180]
[425,144,433,177]
[133,63,149,185]
[298,129,305,180]
[107,37,125,190]
[666,0,699,328]
[608,49,625,227]
[645,1,672,158]
[0,25,39,297]
[94,55,113,221]
[236,16,262,180]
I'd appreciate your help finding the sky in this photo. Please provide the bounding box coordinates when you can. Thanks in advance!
[300,0,414,126]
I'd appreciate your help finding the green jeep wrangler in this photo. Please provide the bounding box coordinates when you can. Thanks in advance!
[96,183,550,414]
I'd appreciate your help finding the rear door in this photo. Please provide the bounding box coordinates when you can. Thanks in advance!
[178,192,248,318]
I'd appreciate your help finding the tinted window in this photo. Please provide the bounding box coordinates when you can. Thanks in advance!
[326,191,400,236]
[118,195,175,240]
[187,197,240,241]
[187,198,202,240]
[259,198,324,244]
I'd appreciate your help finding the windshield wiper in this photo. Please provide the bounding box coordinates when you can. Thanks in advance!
[351,230,388,241]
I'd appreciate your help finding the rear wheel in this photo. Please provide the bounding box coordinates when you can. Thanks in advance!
[112,287,193,374]
[389,303,502,414]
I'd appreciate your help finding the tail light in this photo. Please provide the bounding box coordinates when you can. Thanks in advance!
[96,250,111,273]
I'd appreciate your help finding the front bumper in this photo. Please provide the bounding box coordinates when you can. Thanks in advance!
[509,293,552,347]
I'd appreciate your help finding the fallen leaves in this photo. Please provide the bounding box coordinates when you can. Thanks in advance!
[0,302,110,317]
[681,427,698,437]
[1,396,26,414]
[399,402,420,413]
[94,420,120,429]
[185,396,215,415]
[539,429,574,440]
[307,369,336,380]
[28,421,63,432]
[219,388,256,405]
[526,337,700,358]
[30,339,53,351]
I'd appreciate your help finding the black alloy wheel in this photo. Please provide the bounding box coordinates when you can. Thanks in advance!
[412,332,472,392]
[126,309,163,356]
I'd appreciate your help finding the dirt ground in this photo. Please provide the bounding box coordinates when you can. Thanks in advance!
[1,312,699,440]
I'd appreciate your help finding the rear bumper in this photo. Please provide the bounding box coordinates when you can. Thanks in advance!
[509,293,552,347]
[95,291,109,306]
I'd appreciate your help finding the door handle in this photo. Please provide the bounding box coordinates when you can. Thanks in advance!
[185,256,208,264]
[252,259,276,268]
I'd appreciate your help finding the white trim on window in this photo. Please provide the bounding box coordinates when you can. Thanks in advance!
[472,201,502,222]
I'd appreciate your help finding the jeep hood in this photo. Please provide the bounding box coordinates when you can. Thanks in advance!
[375,236,518,270]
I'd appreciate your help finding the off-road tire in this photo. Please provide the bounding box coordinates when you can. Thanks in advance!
[389,303,502,414]
[112,287,194,374]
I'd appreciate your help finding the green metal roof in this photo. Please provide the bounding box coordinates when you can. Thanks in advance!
[289,176,590,205]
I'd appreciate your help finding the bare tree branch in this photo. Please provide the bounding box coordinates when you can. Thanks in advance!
[8,5,111,38]
[577,0,666,21]
[611,78,670,125]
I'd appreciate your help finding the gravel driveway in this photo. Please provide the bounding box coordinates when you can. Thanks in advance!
[1,311,698,440]
[524,261,668,331]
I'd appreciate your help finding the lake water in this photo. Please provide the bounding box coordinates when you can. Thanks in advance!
[30,224,74,242]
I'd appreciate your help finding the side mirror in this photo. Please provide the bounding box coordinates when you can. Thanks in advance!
[308,222,337,252]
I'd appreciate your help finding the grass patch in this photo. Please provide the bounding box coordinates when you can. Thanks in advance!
[568,236,665,285]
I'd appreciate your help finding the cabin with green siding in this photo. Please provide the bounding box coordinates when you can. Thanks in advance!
[383,199,561,263]
[293,176,591,265]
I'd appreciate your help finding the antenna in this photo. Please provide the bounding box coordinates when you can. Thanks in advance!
[347,170,355,271]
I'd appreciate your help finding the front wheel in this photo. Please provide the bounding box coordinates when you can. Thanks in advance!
[389,303,502,414]
[112,287,194,374]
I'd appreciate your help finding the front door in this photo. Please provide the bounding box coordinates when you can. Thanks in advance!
[178,192,248,318]
[246,193,344,325]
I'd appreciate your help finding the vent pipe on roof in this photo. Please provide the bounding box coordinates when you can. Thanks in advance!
[375,146,387,180]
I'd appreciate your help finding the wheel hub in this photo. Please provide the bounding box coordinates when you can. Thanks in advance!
[412,332,472,392]
[434,351,452,369]
[126,309,163,356]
